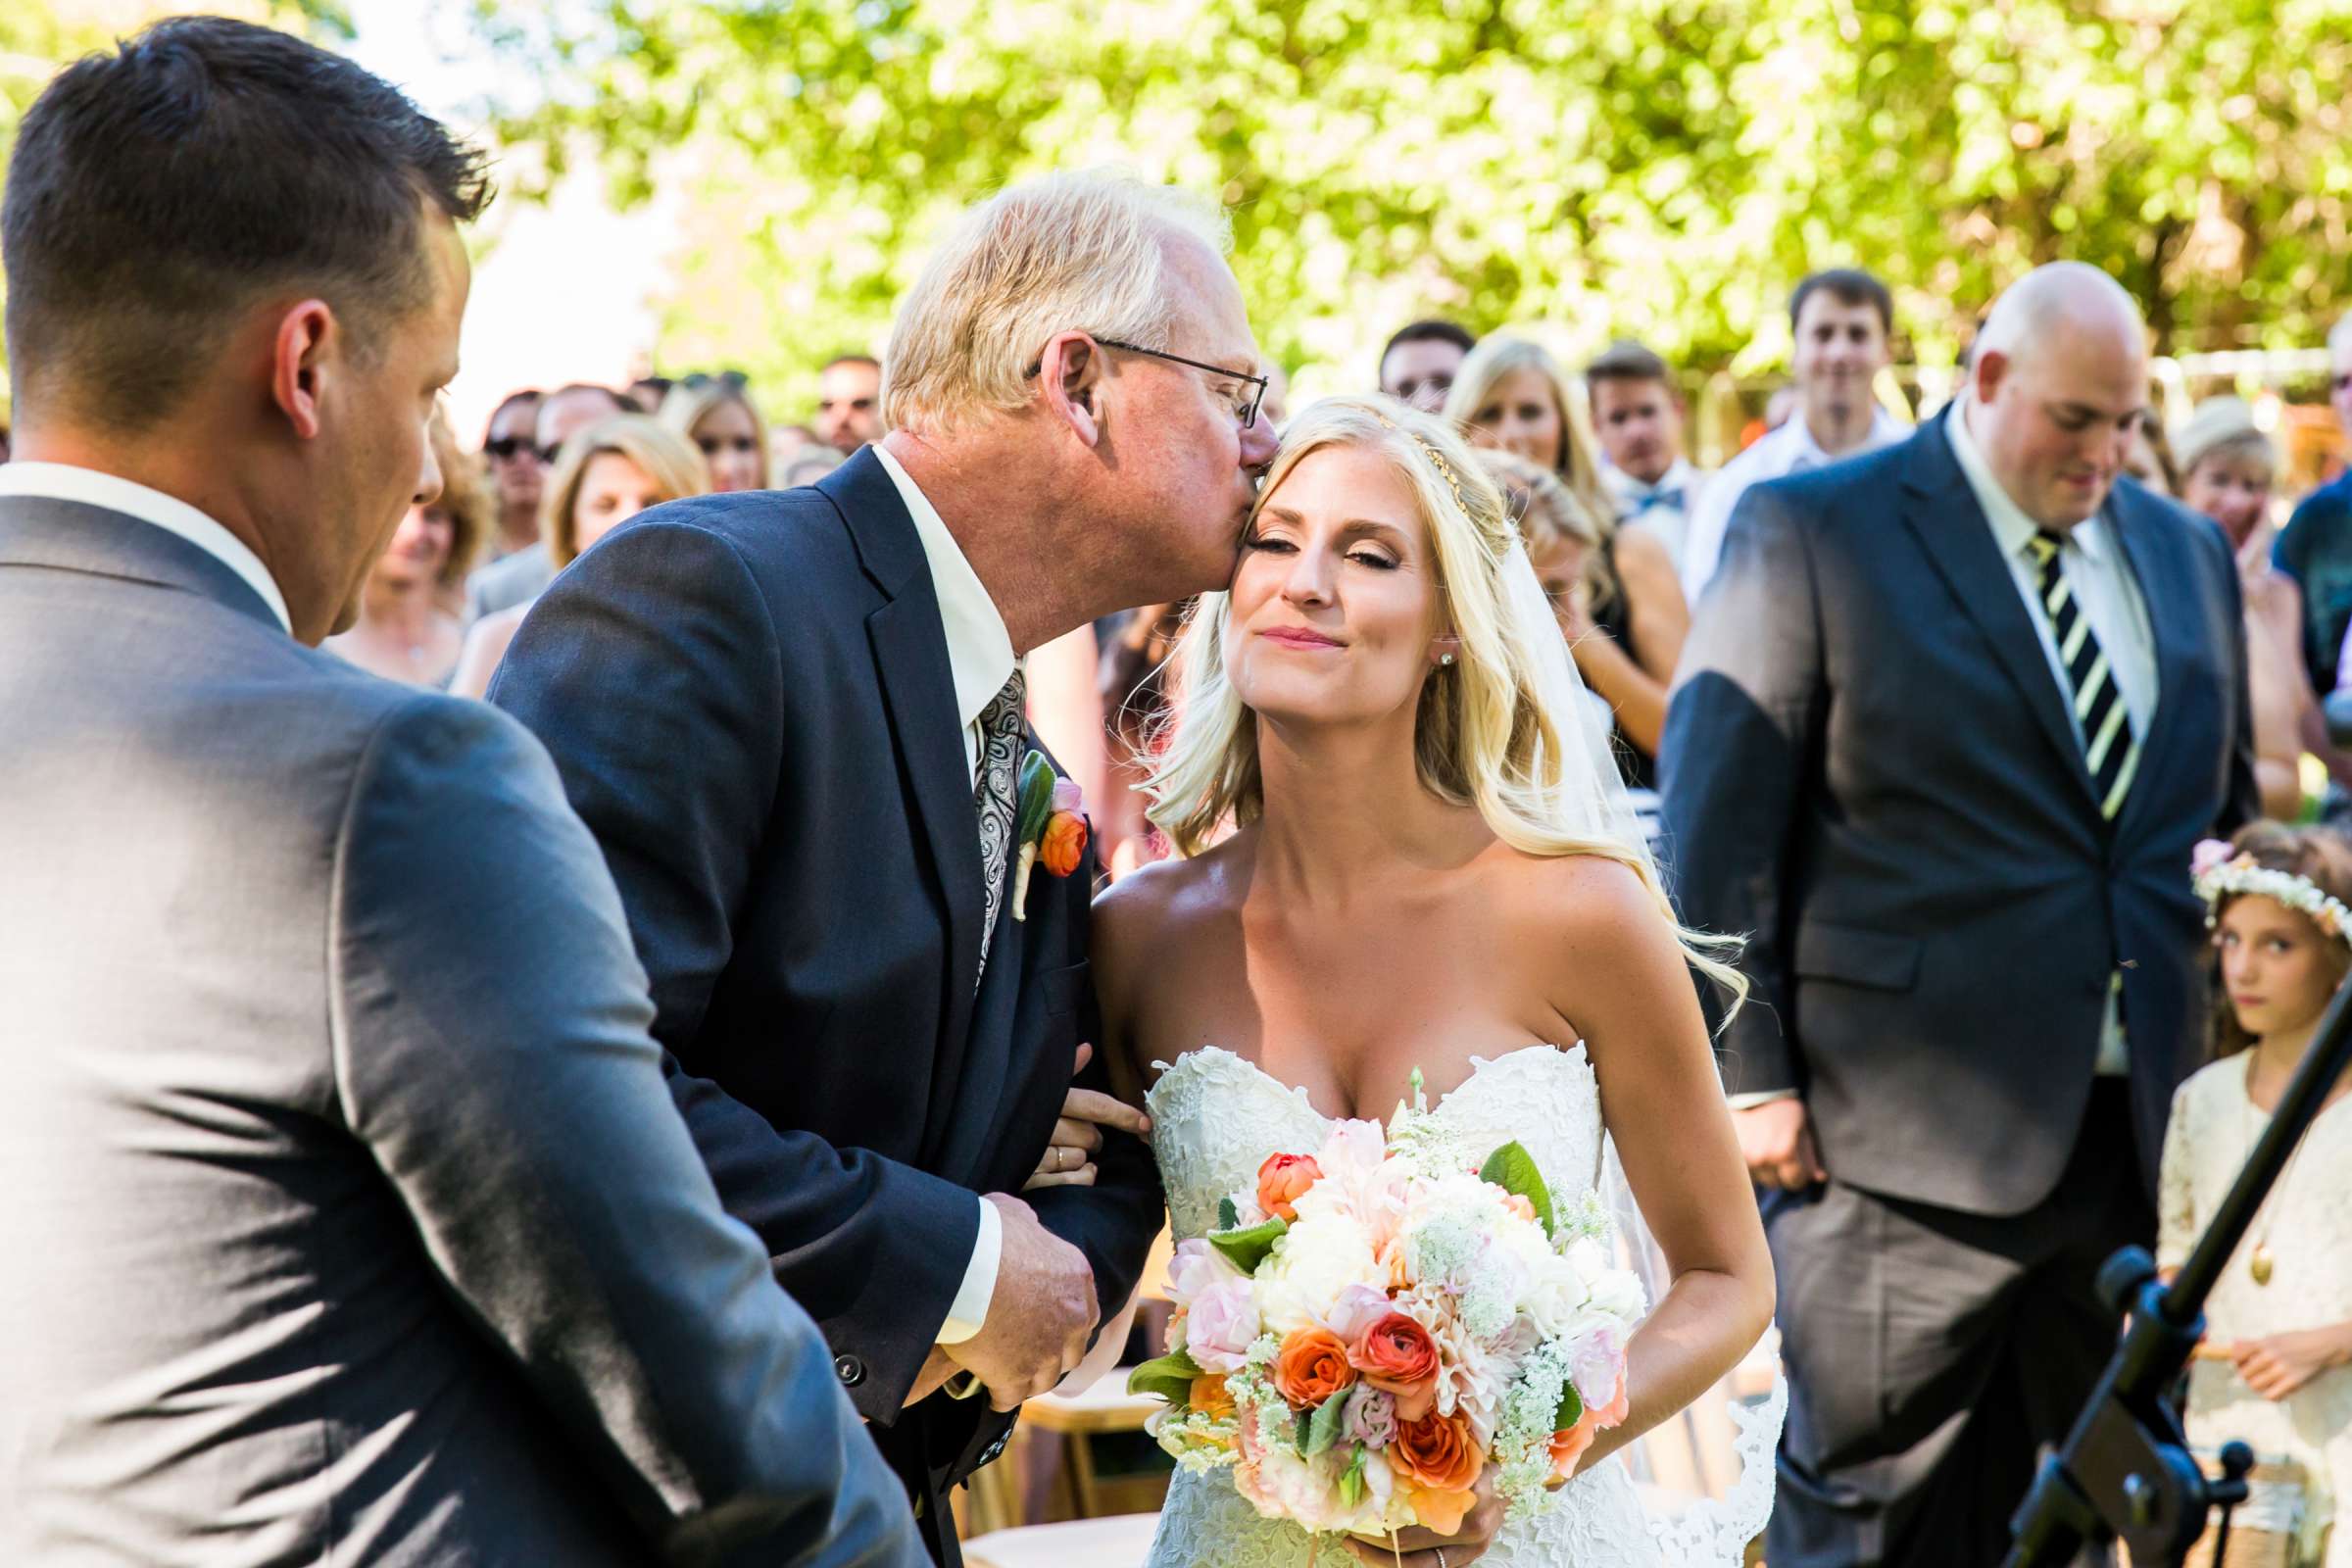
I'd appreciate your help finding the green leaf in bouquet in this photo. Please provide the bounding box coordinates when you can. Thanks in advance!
[1294,1406,1313,1453]
[1302,1387,1349,1456]
[1218,1196,1240,1232]
[1478,1140,1556,1239]
[1338,1444,1368,1507]
[1552,1379,1584,1434]
[1127,1348,1204,1405]
[1015,752,1057,845]
[1208,1214,1289,1275]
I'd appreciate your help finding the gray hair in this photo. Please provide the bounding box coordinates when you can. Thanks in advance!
[882,169,1231,434]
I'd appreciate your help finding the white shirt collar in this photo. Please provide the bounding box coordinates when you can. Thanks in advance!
[870,444,1016,732]
[1948,401,2111,564]
[1777,404,1907,471]
[0,461,293,633]
[1604,456,1698,504]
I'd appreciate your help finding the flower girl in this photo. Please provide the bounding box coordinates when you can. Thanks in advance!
[2162,823,2352,1565]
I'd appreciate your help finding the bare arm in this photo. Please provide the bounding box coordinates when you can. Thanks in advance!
[1541,860,1775,1470]
[1570,529,1690,756]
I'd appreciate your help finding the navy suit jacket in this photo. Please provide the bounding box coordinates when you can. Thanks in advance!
[491,450,1162,1559]
[1660,412,2259,1216]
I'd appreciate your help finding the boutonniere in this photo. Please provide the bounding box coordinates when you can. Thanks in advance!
[1010,751,1088,920]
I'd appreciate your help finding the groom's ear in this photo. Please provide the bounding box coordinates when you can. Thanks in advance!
[1036,331,1107,450]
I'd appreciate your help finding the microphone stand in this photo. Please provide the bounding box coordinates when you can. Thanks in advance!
[2004,969,2352,1566]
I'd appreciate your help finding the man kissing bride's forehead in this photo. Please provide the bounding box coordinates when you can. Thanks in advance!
[491,170,1277,1566]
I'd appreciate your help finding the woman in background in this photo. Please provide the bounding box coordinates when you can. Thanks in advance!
[326,413,486,688]
[450,416,709,699]
[662,379,770,494]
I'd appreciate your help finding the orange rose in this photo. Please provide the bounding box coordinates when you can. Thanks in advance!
[1254,1152,1322,1223]
[1548,1415,1598,1480]
[1038,810,1089,878]
[1387,1408,1483,1494]
[1350,1311,1441,1422]
[1403,1484,1478,1536]
[1189,1374,1235,1419]
[1271,1327,1357,1409]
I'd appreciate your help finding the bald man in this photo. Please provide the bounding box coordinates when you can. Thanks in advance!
[1662,264,2258,1566]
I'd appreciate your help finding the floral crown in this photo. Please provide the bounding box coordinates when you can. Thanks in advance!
[2190,838,2352,941]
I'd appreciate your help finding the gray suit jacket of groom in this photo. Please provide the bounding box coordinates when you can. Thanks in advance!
[0,495,923,1568]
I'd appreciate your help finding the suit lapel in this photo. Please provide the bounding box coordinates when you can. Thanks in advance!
[1898,416,2103,817]
[825,452,987,1083]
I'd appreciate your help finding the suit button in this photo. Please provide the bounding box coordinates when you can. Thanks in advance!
[835,1354,865,1387]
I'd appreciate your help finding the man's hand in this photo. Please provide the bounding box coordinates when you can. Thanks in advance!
[1341,1469,1503,1567]
[942,1194,1098,1411]
[1026,1043,1153,1190]
[1736,1098,1826,1191]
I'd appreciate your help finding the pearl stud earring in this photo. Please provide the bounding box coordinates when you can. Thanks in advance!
[1439,653,1455,665]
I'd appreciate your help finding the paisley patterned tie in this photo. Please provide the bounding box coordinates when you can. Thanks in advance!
[972,665,1026,981]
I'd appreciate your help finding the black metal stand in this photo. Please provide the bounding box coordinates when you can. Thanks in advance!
[2004,968,2352,1567]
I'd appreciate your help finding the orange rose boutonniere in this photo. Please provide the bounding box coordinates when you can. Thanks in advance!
[1010,751,1089,920]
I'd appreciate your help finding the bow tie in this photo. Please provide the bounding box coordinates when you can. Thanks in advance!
[1627,486,1684,514]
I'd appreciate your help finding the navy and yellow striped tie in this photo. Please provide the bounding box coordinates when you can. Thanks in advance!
[2027,529,2139,819]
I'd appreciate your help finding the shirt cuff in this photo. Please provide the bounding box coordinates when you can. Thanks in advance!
[935,1194,1002,1346]
[1726,1088,1800,1111]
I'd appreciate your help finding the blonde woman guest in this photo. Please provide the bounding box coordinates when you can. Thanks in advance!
[2179,397,2326,817]
[1101,398,1777,1567]
[449,415,707,699]
[325,413,486,688]
[662,378,770,493]
[1444,332,1615,531]
[2165,823,2352,1566]
[1455,373,1690,786]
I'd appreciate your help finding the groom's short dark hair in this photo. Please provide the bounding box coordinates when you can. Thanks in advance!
[3,15,490,430]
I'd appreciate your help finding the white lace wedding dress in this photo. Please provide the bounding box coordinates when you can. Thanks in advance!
[1140,1044,1783,1568]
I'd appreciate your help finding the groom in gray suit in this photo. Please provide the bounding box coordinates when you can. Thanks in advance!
[0,20,917,1566]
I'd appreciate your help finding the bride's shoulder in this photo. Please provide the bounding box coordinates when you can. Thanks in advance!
[1482,848,1686,972]
[1092,840,1244,982]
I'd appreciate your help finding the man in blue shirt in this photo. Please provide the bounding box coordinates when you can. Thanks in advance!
[2271,314,2352,692]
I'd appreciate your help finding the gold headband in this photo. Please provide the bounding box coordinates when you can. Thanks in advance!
[1368,406,1468,516]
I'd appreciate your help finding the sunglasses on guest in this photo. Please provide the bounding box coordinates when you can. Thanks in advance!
[482,435,559,464]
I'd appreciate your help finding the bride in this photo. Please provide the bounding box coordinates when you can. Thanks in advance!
[1086,396,1778,1567]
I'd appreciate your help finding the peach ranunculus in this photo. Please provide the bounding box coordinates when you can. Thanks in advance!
[1189,1374,1235,1419]
[1548,1414,1598,1480]
[1038,808,1089,879]
[1388,1408,1483,1495]
[1499,1192,1537,1224]
[1271,1327,1358,1409]
[1403,1483,1479,1536]
[1255,1152,1323,1223]
[1350,1311,1442,1423]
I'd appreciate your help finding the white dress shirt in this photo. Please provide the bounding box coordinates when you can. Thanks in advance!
[0,461,292,633]
[1602,456,1705,572]
[1948,402,2154,1077]
[874,444,1012,1346]
[1681,407,1909,606]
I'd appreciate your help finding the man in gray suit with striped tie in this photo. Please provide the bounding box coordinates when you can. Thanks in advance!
[1662,264,2260,1566]
[0,19,917,1566]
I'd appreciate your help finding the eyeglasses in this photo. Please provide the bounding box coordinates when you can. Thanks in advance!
[1028,335,1270,428]
[483,436,534,462]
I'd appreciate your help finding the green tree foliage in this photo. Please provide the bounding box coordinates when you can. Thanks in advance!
[461,0,2352,401]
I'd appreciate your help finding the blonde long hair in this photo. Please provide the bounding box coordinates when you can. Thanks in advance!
[539,414,710,567]
[1444,335,1616,551]
[1145,396,1744,1005]
[660,379,771,490]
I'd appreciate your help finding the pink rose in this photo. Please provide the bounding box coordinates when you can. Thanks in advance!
[1323,1282,1393,1345]
[1165,1238,1239,1309]
[1052,777,1084,814]
[1185,1280,1259,1373]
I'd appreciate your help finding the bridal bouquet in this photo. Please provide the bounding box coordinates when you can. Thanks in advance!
[1130,1074,1643,1541]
